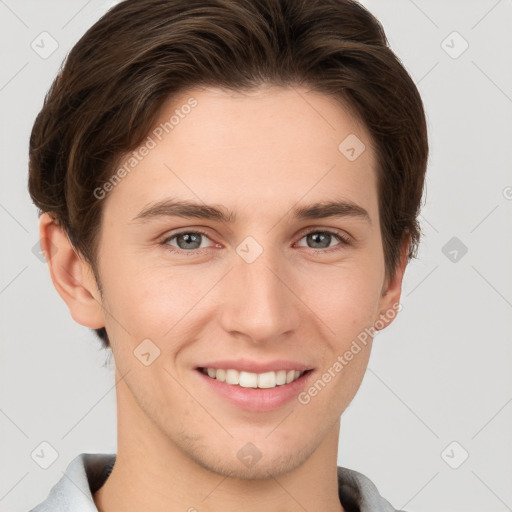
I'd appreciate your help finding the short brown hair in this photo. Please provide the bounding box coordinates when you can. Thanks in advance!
[28,0,428,349]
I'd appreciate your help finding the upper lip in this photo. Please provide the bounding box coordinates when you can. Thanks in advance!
[196,359,314,373]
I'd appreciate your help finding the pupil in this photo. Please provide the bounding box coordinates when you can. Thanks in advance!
[179,233,201,249]
[308,232,330,249]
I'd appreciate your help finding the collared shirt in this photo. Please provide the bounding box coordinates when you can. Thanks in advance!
[28,452,406,512]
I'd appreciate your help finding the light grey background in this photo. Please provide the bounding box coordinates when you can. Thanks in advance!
[1,1,511,511]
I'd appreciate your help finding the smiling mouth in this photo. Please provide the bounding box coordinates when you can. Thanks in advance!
[197,367,313,389]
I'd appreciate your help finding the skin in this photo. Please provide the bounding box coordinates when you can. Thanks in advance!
[40,85,408,512]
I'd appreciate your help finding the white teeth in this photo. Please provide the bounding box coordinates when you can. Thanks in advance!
[275,370,287,385]
[256,371,275,389]
[239,371,258,388]
[225,369,239,385]
[202,368,306,388]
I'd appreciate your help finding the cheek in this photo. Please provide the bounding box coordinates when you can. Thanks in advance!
[100,256,215,342]
[301,257,385,336]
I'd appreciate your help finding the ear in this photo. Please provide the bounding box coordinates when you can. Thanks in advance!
[374,234,410,331]
[39,212,105,329]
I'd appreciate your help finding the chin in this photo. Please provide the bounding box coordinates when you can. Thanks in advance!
[184,433,317,481]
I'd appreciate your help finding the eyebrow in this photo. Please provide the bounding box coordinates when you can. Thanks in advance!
[131,198,371,225]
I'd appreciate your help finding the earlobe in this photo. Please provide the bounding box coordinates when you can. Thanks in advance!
[39,213,106,329]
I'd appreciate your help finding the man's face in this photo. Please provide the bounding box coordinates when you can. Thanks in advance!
[92,85,402,478]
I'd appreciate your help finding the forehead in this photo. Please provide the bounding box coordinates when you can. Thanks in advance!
[106,85,378,224]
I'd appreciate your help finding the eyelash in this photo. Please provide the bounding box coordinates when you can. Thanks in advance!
[160,228,351,255]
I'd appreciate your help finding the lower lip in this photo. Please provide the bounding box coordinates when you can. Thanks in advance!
[196,369,315,412]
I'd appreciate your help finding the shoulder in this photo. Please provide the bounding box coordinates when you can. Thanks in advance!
[28,452,116,512]
[337,465,407,512]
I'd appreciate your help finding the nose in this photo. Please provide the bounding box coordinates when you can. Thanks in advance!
[218,249,301,345]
